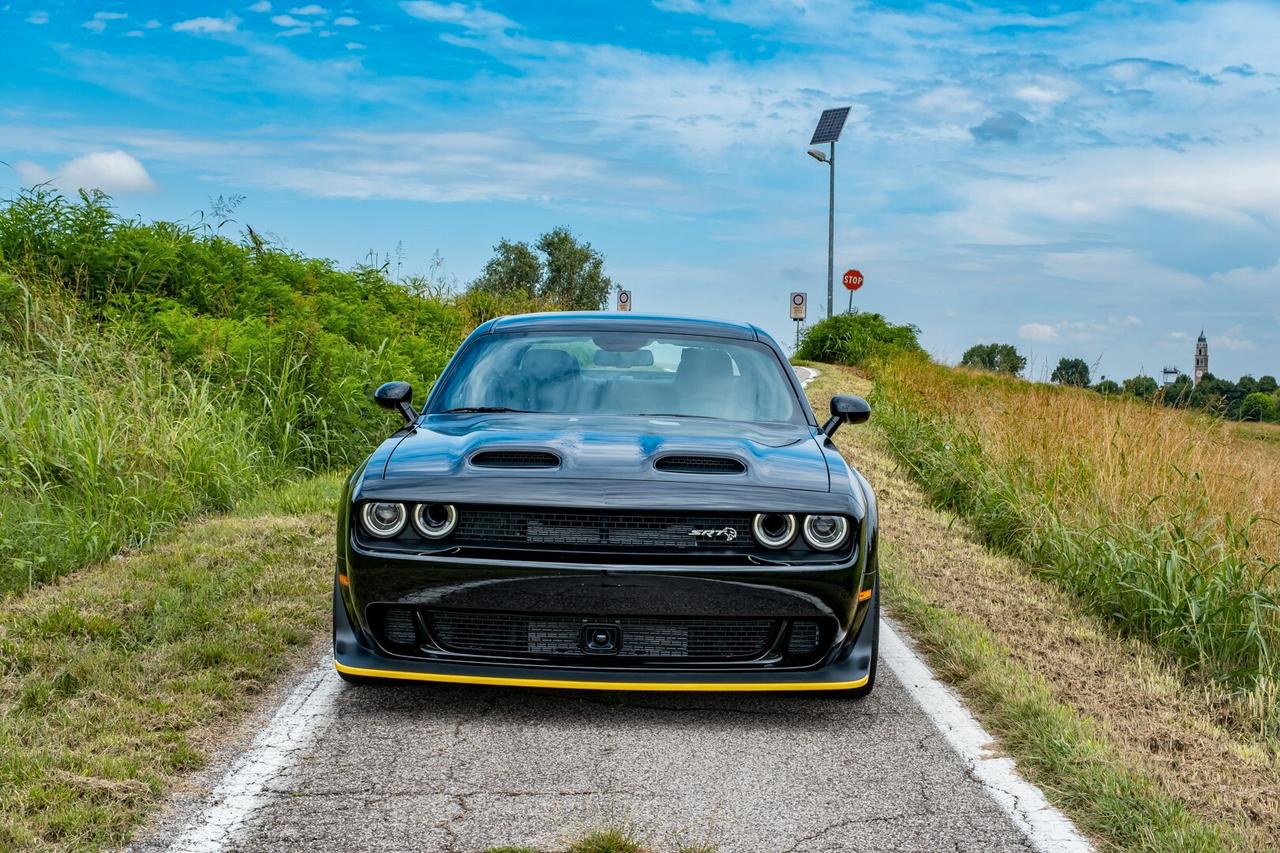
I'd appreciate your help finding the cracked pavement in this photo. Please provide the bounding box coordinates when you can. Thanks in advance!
[141,663,1038,852]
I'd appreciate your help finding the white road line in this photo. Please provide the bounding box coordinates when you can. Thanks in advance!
[881,622,1093,852]
[798,365,1091,852]
[165,654,342,852]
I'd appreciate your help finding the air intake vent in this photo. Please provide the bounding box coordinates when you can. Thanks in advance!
[654,455,746,475]
[470,450,561,469]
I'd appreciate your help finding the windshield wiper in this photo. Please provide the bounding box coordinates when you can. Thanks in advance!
[438,406,532,414]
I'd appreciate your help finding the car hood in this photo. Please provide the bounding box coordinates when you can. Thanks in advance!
[382,413,831,492]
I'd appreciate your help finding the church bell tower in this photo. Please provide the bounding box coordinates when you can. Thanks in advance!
[1193,331,1208,386]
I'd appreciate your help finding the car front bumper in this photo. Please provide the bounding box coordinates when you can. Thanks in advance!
[333,556,877,692]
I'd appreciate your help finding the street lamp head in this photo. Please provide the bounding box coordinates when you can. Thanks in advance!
[807,148,828,163]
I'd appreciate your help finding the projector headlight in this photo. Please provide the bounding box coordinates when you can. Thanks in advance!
[802,514,849,551]
[360,502,407,538]
[411,503,458,539]
[752,513,798,549]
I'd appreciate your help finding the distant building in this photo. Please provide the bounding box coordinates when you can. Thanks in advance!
[1193,331,1209,385]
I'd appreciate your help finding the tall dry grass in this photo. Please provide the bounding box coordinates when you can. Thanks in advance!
[874,354,1280,728]
[890,360,1280,558]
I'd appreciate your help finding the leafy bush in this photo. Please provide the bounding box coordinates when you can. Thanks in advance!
[0,188,537,595]
[795,311,922,368]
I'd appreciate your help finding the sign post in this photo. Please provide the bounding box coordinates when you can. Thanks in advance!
[617,290,631,312]
[841,268,863,313]
[790,292,807,351]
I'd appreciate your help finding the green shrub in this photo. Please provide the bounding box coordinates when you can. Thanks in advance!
[795,311,922,368]
[0,188,537,595]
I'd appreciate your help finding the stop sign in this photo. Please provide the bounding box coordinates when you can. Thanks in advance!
[843,269,864,291]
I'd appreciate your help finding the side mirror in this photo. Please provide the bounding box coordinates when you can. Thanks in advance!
[373,381,417,424]
[821,394,871,437]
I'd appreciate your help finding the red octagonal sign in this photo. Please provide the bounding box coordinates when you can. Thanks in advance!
[843,269,864,291]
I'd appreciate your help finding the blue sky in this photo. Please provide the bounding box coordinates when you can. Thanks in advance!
[4,0,1279,382]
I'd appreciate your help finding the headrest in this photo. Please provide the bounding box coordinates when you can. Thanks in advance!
[677,348,734,380]
[520,348,580,380]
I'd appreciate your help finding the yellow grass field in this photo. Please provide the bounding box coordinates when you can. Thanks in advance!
[873,355,1280,726]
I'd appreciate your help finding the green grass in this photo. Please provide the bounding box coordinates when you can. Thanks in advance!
[0,474,342,850]
[484,829,717,853]
[881,552,1249,851]
[871,357,1280,729]
[0,189,539,597]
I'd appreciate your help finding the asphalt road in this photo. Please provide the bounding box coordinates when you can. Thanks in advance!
[134,366,1085,853]
[239,673,1046,853]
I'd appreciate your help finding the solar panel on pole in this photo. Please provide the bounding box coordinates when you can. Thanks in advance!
[809,107,850,145]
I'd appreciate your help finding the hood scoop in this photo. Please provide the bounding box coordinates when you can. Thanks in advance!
[654,455,747,475]
[469,450,561,469]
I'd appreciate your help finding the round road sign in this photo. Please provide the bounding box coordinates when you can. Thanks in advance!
[843,269,864,291]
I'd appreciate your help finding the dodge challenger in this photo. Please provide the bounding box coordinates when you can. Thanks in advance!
[333,312,879,694]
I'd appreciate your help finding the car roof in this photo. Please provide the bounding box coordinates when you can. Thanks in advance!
[487,312,761,341]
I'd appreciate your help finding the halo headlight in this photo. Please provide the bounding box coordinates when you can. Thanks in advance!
[803,514,849,551]
[752,512,798,549]
[361,502,407,538]
[411,503,458,539]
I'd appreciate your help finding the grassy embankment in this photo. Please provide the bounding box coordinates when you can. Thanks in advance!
[0,189,530,599]
[804,363,1274,851]
[873,356,1280,728]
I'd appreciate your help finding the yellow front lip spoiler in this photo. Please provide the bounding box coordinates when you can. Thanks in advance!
[334,661,868,692]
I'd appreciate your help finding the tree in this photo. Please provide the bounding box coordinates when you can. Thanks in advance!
[467,227,615,310]
[469,239,541,300]
[960,343,1026,375]
[1239,392,1277,422]
[1051,357,1090,387]
[1123,375,1159,399]
[1257,375,1277,394]
[536,226,613,310]
[1094,379,1121,395]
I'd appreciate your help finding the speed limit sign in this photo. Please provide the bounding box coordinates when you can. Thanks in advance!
[617,290,632,312]
[790,292,807,321]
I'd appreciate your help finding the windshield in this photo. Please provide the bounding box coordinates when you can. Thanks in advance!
[429,330,805,424]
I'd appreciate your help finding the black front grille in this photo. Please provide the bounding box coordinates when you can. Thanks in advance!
[454,507,756,551]
[427,611,776,660]
[654,455,746,475]
[469,450,560,469]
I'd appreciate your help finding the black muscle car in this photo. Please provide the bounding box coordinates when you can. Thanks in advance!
[333,312,880,694]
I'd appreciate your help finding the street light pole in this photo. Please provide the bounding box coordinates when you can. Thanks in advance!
[807,107,850,321]
[826,140,835,320]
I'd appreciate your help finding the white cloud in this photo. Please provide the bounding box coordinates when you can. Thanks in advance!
[345,41,366,49]
[83,11,127,33]
[401,1,517,32]
[249,1,273,11]
[17,151,156,195]
[173,15,242,34]
[125,30,144,38]
[289,4,329,14]
[271,14,309,27]
[144,19,161,28]
[334,15,359,26]
[1217,325,1258,352]
[1019,323,1059,342]
[26,10,49,24]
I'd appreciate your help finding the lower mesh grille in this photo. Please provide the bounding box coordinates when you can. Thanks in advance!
[427,611,776,660]
[787,620,820,655]
[381,607,418,646]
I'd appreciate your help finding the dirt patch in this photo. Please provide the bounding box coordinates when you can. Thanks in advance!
[806,363,1280,848]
